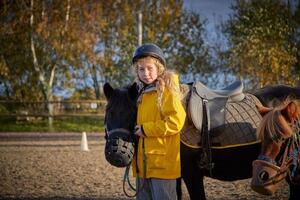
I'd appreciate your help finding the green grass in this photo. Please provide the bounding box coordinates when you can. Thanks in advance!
[0,116,105,132]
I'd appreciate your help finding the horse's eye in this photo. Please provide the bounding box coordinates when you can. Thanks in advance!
[259,170,269,181]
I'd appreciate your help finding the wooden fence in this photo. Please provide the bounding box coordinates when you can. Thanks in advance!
[0,100,107,119]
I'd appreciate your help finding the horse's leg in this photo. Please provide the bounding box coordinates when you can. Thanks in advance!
[182,171,205,200]
[289,183,300,200]
[181,143,206,200]
[176,178,182,200]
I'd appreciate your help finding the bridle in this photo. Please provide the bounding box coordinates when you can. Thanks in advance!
[104,124,145,198]
[258,118,300,170]
[252,128,300,195]
[104,127,132,138]
[259,134,294,165]
[103,87,143,197]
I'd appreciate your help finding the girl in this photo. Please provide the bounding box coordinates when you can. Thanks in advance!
[132,43,186,200]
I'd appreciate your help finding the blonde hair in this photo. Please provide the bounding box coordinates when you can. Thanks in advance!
[257,98,300,142]
[132,56,181,109]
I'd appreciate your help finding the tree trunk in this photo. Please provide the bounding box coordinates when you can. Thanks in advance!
[90,64,101,99]
[30,0,54,130]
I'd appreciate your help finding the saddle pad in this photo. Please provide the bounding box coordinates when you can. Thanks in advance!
[180,84,202,148]
[211,94,262,146]
[180,94,262,148]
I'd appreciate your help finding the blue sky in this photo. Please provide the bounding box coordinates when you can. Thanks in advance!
[183,0,234,45]
[183,0,233,22]
[182,0,236,86]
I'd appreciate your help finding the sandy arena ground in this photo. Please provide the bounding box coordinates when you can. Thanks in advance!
[0,132,290,200]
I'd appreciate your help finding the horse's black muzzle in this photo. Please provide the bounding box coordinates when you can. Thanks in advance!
[104,128,136,168]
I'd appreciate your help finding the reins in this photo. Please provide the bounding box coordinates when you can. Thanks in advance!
[289,146,300,181]
[288,122,300,183]
[277,138,294,173]
[123,165,136,197]
[122,138,147,198]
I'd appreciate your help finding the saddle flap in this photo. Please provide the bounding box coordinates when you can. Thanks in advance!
[189,87,227,132]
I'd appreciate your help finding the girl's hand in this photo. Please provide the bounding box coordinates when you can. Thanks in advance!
[134,125,145,137]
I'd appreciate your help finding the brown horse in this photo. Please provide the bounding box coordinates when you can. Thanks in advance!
[251,99,300,197]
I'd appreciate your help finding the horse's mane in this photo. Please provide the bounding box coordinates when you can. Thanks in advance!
[252,85,300,107]
[257,98,300,142]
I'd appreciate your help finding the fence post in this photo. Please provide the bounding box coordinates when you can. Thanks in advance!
[48,101,54,131]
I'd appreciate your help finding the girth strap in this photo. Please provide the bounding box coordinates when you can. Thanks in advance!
[199,99,214,175]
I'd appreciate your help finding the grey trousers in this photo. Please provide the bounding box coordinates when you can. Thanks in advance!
[136,178,177,200]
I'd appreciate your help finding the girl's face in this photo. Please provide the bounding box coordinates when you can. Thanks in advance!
[137,58,158,85]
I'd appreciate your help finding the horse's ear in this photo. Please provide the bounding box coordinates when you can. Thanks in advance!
[103,83,114,99]
[256,103,273,117]
[129,82,138,101]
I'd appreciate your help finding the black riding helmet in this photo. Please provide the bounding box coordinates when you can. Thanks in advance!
[132,43,166,67]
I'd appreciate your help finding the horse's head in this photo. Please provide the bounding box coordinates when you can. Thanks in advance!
[103,82,138,167]
[258,100,300,158]
[251,99,300,195]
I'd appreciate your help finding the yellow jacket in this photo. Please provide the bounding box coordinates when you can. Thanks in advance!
[132,75,186,179]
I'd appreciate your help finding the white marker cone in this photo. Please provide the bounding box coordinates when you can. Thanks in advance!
[81,132,89,151]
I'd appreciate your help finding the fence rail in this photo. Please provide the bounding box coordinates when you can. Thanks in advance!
[0,113,105,117]
[0,100,107,119]
[0,100,107,104]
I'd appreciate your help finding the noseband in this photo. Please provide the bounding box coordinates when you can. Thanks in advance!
[104,125,136,168]
[105,127,132,138]
[251,134,299,195]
